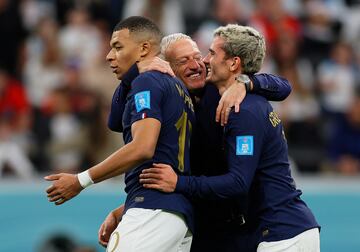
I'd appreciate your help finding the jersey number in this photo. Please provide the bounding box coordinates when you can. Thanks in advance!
[175,111,192,172]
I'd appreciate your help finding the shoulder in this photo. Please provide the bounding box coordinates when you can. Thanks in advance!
[132,71,176,88]
[228,94,271,124]
[240,94,269,112]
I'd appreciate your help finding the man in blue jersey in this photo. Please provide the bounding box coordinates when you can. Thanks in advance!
[98,33,293,252]
[140,26,320,251]
[44,16,195,252]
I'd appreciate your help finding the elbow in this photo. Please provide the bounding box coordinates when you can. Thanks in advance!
[283,79,292,98]
[141,148,155,160]
[132,144,155,161]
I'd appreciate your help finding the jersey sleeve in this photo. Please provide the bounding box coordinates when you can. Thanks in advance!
[250,73,291,101]
[128,74,164,125]
[176,109,264,200]
[107,83,127,132]
[107,64,140,132]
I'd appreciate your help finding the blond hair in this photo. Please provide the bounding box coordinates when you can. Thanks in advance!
[214,24,266,74]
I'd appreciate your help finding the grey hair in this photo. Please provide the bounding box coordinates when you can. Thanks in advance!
[213,24,266,74]
[160,33,197,60]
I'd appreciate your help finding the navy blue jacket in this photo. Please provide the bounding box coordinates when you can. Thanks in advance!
[176,93,320,245]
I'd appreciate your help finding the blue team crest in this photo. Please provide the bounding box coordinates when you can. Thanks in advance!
[134,91,150,112]
[236,136,254,155]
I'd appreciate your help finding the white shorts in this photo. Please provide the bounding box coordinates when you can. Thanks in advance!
[106,208,192,252]
[257,228,320,252]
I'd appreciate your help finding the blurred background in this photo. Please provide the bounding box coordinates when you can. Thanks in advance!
[0,0,359,251]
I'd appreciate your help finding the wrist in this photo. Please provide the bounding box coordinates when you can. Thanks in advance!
[235,74,251,92]
[77,170,94,189]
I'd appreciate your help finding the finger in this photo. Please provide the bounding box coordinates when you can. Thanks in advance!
[44,174,61,181]
[99,240,108,248]
[215,100,224,122]
[98,223,104,236]
[140,171,163,179]
[168,69,175,77]
[48,194,63,202]
[55,197,67,205]
[223,107,231,125]
[152,163,171,169]
[139,178,161,184]
[47,189,61,198]
[46,185,56,194]
[98,224,105,237]
[220,108,227,126]
[142,183,161,190]
[221,107,230,126]
[141,168,161,174]
[234,103,240,113]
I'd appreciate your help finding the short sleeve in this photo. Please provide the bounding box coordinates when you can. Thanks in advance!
[128,74,164,125]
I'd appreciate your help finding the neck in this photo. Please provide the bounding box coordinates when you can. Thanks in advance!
[218,73,237,96]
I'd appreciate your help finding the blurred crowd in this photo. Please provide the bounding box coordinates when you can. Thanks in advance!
[0,0,359,180]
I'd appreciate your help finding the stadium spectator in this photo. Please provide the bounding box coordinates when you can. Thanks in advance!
[122,0,186,35]
[0,68,34,178]
[326,87,360,175]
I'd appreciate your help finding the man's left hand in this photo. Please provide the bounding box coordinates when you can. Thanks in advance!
[216,81,246,126]
[44,173,83,205]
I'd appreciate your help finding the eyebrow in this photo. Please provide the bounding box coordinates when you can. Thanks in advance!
[110,41,121,48]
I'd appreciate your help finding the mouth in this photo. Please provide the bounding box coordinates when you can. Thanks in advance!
[185,70,203,80]
[206,65,211,78]
[111,67,118,74]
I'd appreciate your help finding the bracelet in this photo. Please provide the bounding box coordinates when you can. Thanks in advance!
[77,170,94,189]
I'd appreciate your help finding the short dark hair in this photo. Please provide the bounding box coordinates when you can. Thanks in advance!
[114,16,162,44]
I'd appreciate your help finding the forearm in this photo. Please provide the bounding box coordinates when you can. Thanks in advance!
[112,204,125,222]
[176,172,249,200]
[89,141,149,183]
[250,73,291,101]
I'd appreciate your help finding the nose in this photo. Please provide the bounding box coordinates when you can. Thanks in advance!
[106,49,114,62]
[203,53,210,64]
[188,58,201,69]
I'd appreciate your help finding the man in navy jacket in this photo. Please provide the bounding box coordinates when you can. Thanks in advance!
[140,27,320,251]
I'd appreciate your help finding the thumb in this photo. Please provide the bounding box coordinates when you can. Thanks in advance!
[44,174,61,181]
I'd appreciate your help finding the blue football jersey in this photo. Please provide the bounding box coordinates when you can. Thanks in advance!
[118,70,195,232]
[176,94,319,244]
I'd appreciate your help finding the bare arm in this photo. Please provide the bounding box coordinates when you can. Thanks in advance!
[98,204,125,247]
[45,118,161,205]
[90,118,161,182]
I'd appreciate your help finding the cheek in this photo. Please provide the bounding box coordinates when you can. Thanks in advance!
[116,50,136,67]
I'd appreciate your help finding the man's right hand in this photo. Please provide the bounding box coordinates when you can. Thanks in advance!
[137,57,175,76]
[98,205,124,247]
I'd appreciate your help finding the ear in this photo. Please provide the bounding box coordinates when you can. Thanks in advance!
[229,56,241,72]
[139,41,151,58]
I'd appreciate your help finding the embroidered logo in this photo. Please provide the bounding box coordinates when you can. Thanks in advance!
[236,136,254,155]
[134,91,150,112]
[134,196,144,202]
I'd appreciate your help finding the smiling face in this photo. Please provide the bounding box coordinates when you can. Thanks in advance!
[203,36,234,89]
[166,39,206,91]
[106,29,142,80]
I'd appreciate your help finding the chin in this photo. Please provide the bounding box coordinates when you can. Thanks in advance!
[187,80,205,90]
